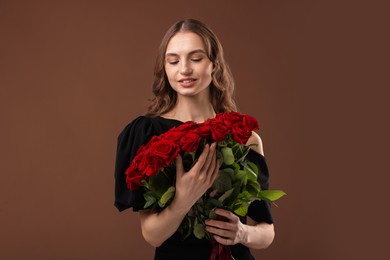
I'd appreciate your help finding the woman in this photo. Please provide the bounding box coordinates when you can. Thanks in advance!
[115,19,274,260]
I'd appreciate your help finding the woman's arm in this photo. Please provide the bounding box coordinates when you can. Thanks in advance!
[139,143,220,247]
[245,216,275,249]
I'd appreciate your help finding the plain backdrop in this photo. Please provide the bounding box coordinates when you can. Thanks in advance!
[1,0,389,259]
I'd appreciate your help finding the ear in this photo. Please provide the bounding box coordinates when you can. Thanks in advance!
[212,63,218,72]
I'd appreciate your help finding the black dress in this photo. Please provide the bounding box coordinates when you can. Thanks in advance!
[114,116,274,260]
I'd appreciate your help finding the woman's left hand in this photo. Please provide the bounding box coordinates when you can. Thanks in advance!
[205,208,248,245]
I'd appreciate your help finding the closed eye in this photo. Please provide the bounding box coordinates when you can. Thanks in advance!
[191,58,202,62]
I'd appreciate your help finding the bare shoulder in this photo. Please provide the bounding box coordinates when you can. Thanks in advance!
[246,131,264,156]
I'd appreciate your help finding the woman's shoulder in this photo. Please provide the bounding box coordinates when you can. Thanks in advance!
[246,131,264,156]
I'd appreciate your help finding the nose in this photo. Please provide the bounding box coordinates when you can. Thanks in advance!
[179,60,193,75]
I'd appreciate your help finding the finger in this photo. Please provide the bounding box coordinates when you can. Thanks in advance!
[204,144,216,175]
[175,154,184,176]
[213,235,233,246]
[201,142,216,174]
[206,226,234,238]
[205,219,234,230]
[192,144,210,172]
[209,158,220,184]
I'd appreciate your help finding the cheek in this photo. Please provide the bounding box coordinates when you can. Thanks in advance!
[202,63,213,80]
[164,66,175,82]
[164,65,171,77]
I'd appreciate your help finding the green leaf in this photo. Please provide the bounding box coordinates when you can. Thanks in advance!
[218,188,234,203]
[246,179,261,197]
[234,169,247,186]
[236,190,252,200]
[259,190,286,201]
[247,161,259,175]
[206,198,222,209]
[243,162,257,181]
[209,208,217,219]
[222,168,235,180]
[236,146,250,162]
[141,179,150,190]
[234,202,249,216]
[182,216,193,239]
[158,186,175,207]
[221,147,235,165]
[230,182,242,204]
[212,172,232,193]
[232,162,240,170]
[205,198,221,211]
[193,218,205,239]
[143,193,157,208]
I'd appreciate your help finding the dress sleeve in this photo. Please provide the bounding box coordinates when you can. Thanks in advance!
[114,116,154,212]
[246,149,274,224]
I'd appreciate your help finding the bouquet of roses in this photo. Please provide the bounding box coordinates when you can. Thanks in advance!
[125,112,285,257]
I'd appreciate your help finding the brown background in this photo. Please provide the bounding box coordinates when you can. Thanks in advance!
[1,0,388,259]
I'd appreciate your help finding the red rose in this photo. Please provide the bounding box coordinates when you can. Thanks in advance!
[196,123,212,139]
[139,152,164,176]
[125,160,144,190]
[143,135,161,150]
[231,114,259,144]
[242,114,259,131]
[231,125,252,144]
[215,112,234,128]
[176,121,198,132]
[217,111,242,125]
[148,139,180,168]
[162,129,186,142]
[231,112,245,121]
[180,132,201,152]
[126,173,143,190]
[210,120,230,142]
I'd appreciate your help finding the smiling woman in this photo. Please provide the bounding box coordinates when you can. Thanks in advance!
[146,19,236,119]
[114,19,275,260]
[164,32,214,99]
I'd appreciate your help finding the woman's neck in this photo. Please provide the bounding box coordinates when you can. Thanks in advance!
[162,94,216,123]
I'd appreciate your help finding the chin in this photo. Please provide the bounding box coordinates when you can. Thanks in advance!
[178,90,207,98]
[172,85,210,98]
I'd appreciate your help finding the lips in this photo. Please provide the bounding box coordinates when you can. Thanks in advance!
[178,78,197,87]
[178,78,197,83]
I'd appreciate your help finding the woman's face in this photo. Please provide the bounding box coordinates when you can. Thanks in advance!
[164,32,214,98]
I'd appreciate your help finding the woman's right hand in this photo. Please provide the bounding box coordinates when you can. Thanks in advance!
[139,142,220,247]
[173,142,220,211]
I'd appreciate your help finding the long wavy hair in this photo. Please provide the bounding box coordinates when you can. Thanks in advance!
[145,19,237,116]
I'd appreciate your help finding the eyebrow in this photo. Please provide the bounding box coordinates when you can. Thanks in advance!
[165,49,206,57]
